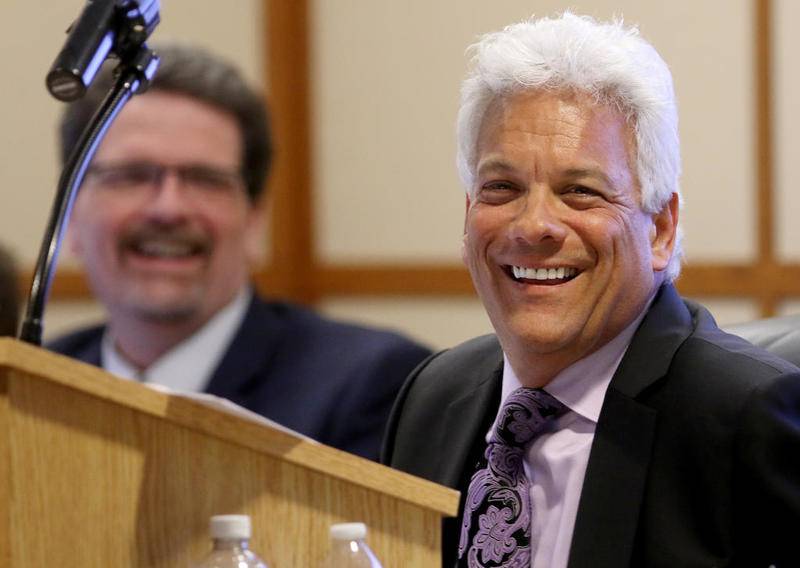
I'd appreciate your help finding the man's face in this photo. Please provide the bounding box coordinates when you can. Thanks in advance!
[463,90,677,384]
[70,91,262,327]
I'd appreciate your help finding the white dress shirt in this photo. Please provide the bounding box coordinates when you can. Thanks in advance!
[101,287,250,392]
[492,304,651,568]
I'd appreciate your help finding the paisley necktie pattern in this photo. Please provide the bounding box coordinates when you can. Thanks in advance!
[458,387,567,567]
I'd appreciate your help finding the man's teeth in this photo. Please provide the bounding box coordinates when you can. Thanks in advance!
[511,266,577,281]
[135,241,196,258]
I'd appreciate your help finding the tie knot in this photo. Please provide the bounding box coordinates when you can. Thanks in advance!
[492,387,566,448]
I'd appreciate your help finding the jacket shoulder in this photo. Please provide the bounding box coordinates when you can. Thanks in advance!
[679,302,799,385]
[724,314,800,368]
[250,297,432,364]
[46,324,105,362]
[382,334,502,464]
[406,334,502,395]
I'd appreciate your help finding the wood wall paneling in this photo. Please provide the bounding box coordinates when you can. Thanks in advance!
[755,0,778,315]
[20,0,800,320]
[264,1,316,304]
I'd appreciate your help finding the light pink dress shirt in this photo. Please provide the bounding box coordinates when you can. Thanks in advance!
[492,304,650,568]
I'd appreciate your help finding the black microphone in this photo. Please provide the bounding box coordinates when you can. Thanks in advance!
[46,0,160,102]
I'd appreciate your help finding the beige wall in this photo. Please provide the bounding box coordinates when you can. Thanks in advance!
[312,1,756,266]
[2,1,796,349]
[1,0,264,341]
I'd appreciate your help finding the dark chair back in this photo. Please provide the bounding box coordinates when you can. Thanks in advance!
[726,315,800,368]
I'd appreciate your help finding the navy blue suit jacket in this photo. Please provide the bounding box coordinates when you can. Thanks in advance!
[383,284,800,566]
[49,294,431,461]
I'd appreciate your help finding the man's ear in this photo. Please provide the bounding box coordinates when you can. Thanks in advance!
[463,194,472,233]
[461,195,471,265]
[244,202,268,264]
[650,192,679,271]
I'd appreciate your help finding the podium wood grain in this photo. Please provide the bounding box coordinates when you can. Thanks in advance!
[0,338,458,567]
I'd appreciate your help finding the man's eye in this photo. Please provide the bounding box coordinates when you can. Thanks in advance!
[185,170,224,187]
[183,168,240,192]
[101,167,154,187]
[566,185,597,196]
[561,185,608,209]
[485,183,512,190]
[477,182,518,203]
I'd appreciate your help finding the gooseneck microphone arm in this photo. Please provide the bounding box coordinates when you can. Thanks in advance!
[18,1,160,345]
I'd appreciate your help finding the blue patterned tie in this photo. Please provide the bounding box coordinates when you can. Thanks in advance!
[458,387,567,567]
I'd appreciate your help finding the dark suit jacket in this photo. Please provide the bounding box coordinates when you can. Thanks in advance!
[383,284,800,567]
[49,294,431,461]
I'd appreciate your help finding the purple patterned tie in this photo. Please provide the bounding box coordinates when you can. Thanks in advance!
[458,387,567,567]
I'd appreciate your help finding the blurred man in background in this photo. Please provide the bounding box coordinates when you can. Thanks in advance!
[49,44,430,461]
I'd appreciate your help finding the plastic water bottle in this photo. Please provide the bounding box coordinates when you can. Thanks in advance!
[192,514,269,568]
[321,522,383,567]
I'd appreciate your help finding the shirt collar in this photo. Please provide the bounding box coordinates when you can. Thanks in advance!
[101,287,251,392]
[500,297,653,424]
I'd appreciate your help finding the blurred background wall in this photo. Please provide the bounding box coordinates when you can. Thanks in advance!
[1,0,797,350]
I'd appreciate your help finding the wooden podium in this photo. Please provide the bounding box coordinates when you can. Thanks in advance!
[0,338,458,566]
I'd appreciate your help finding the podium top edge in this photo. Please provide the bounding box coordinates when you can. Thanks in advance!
[0,337,459,516]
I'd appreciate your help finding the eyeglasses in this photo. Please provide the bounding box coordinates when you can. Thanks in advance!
[85,161,245,197]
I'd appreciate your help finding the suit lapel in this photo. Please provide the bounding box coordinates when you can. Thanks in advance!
[434,344,503,568]
[436,362,503,487]
[204,294,283,400]
[567,388,657,568]
[568,284,693,568]
[84,331,104,367]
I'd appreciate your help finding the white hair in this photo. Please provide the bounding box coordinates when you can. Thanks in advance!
[456,12,683,280]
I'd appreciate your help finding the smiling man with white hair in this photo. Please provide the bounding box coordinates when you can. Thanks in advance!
[383,13,800,567]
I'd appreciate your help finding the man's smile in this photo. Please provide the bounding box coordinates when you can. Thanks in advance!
[506,265,580,285]
[119,225,212,269]
[130,241,202,258]
[128,238,207,259]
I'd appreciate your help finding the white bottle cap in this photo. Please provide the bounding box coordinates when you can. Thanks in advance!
[209,515,252,539]
[330,522,367,541]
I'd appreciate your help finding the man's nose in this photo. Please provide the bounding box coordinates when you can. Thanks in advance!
[142,170,194,219]
[507,190,568,247]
